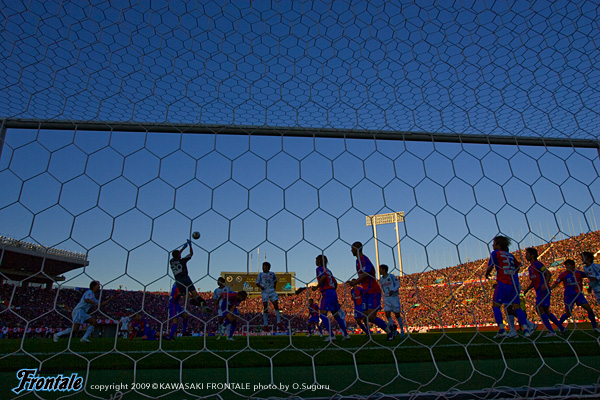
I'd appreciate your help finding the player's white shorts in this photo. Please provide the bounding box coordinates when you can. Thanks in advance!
[384,296,402,313]
[592,289,600,305]
[261,289,279,303]
[72,308,92,325]
[217,300,225,317]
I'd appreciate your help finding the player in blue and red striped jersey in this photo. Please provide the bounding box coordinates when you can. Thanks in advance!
[349,242,394,340]
[129,314,157,340]
[550,259,599,333]
[306,298,323,337]
[165,283,190,340]
[314,254,350,342]
[350,285,370,335]
[220,290,248,341]
[523,247,565,336]
[485,236,532,339]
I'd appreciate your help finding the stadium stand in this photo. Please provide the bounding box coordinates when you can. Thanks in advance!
[1,231,598,338]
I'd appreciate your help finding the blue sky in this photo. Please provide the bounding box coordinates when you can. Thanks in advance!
[1,129,598,292]
[0,0,599,291]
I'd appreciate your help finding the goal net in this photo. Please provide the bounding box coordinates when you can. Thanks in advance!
[0,0,599,399]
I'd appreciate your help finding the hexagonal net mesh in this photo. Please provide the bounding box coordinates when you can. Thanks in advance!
[1,1,600,399]
[1,0,599,139]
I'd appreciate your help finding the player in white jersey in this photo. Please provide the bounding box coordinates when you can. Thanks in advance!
[582,251,600,305]
[256,262,282,330]
[213,277,231,339]
[119,315,131,339]
[378,264,406,338]
[53,281,116,343]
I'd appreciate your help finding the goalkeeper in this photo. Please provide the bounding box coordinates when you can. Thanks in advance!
[170,239,210,313]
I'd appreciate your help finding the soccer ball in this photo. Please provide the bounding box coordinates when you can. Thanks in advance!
[192,231,201,240]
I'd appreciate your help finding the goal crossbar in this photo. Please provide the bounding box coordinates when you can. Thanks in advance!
[3,118,599,149]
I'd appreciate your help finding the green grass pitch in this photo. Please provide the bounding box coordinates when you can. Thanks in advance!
[1,331,599,399]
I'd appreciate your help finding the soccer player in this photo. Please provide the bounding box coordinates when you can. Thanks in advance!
[503,294,537,337]
[350,284,370,336]
[306,298,323,337]
[129,314,158,340]
[522,247,565,336]
[314,254,350,341]
[213,277,231,339]
[53,280,116,343]
[170,239,210,312]
[379,264,406,338]
[256,262,282,330]
[550,259,600,333]
[118,315,131,339]
[348,242,394,340]
[485,235,532,338]
[220,290,248,341]
[165,283,190,340]
[582,251,600,305]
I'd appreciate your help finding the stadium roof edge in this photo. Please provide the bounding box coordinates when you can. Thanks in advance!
[3,119,599,149]
[0,236,88,265]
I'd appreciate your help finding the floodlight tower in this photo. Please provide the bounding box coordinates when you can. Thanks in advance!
[366,212,405,279]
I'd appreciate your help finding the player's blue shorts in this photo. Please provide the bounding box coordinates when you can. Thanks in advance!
[135,327,156,339]
[221,299,240,317]
[220,299,239,313]
[363,292,382,311]
[320,289,340,313]
[169,301,184,318]
[308,315,320,324]
[222,309,240,319]
[514,280,521,294]
[354,303,367,319]
[535,289,551,308]
[493,282,520,305]
[564,292,588,309]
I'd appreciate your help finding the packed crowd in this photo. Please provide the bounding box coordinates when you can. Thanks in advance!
[1,231,599,337]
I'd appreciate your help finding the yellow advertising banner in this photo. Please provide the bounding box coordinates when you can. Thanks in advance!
[221,272,295,295]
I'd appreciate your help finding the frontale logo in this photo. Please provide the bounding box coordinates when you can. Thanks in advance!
[12,369,83,395]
